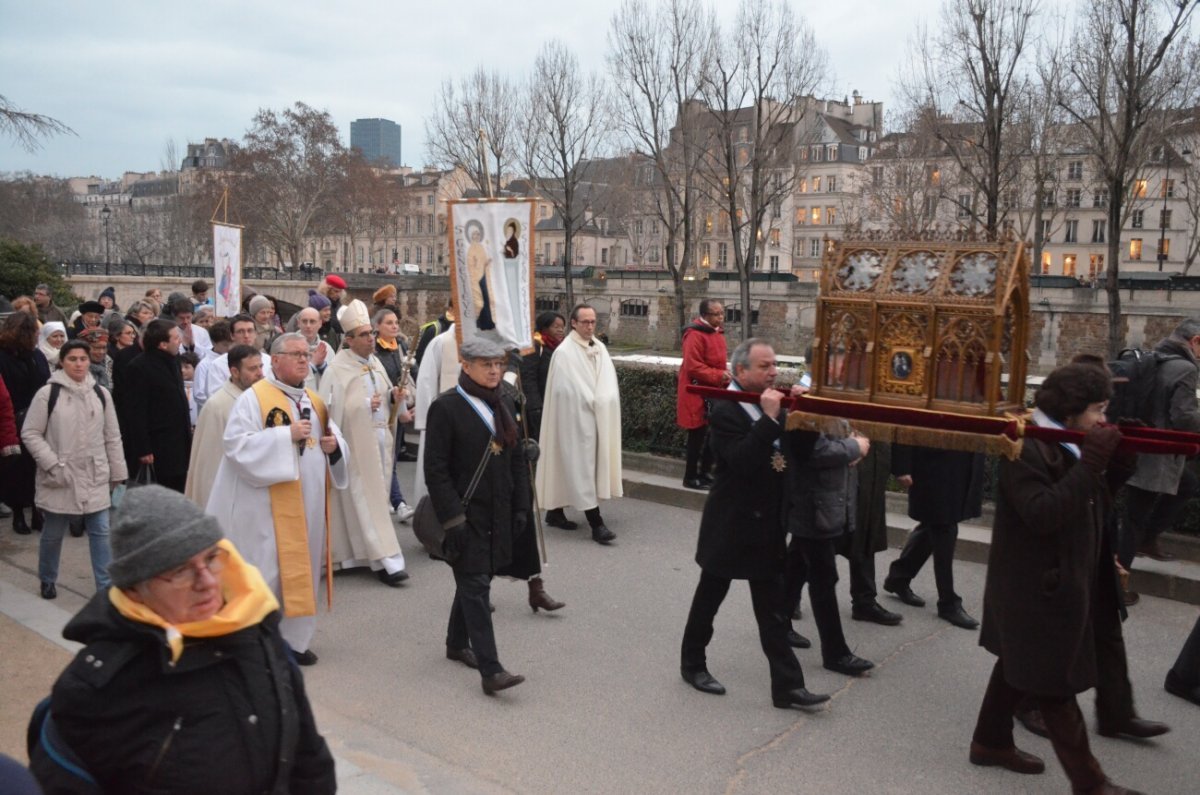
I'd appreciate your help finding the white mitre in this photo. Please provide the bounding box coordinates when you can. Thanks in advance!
[337,299,371,334]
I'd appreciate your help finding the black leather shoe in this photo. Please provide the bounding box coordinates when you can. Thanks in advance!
[396,449,419,462]
[545,510,578,530]
[682,478,711,491]
[824,653,874,676]
[681,668,726,695]
[938,605,980,630]
[1165,669,1200,706]
[852,601,903,626]
[592,524,616,545]
[40,582,56,600]
[377,569,410,587]
[772,687,830,709]
[1097,717,1171,739]
[294,649,318,666]
[12,510,31,536]
[786,629,812,649]
[698,474,715,487]
[481,670,525,695]
[969,742,1046,774]
[883,579,925,607]
[791,604,802,621]
[446,646,479,669]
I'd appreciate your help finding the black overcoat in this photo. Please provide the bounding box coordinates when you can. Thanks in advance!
[0,347,49,509]
[30,593,335,794]
[119,349,192,480]
[694,398,791,580]
[849,442,892,560]
[893,445,984,524]
[979,436,1133,696]
[424,390,530,575]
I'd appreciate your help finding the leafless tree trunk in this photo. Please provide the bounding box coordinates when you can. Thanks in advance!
[698,0,828,338]
[899,0,1037,237]
[425,68,518,197]
[1059,0,1198,355]
[609,0,715,345]
[521,40,612,308]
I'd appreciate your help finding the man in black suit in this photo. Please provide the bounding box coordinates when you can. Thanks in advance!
[679,338,829,709]
[119,319,191,492]
[425,336,530,696]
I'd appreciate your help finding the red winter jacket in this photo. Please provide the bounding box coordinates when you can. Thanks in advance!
[0,374,18,449]
[676,320,729,429]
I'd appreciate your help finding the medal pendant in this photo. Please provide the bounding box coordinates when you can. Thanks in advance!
[307,437,317,448]
[489,440,503,456]
[771,451,787,472]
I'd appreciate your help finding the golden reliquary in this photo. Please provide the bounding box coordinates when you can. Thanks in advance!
[810,231,1030,417]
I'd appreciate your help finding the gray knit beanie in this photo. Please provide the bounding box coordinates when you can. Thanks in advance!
[248,295,273,317]
[107,485,224,588]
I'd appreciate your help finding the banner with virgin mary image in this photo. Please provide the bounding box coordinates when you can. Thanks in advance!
[212,222,242,318]
[447,200,537,353]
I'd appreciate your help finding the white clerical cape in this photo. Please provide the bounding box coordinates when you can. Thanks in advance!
[184,379,243,508]
[411,324,458,504]
[319,349,403,571]
[536,330,623,511]
[205,376,348,653]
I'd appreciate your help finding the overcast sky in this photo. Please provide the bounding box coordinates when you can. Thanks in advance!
[1,0,1073,180]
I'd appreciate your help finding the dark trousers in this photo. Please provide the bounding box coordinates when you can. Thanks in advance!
[684,426,714,481]
[1171,614,1200,686]
[886,521,962,610]
[1093,601,1136,726]
[680,570,806,694]
[1120,465,1199,567]
[446,571,502,677]
[786,533,878,611]
[788,537,851,663]
[973,658,1106,791]
[156,472,186,494]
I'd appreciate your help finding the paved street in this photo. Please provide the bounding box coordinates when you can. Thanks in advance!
[2,461,1199,794]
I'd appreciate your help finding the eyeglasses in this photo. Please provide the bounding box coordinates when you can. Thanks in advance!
[277,350,312,361]
[349,330,378,339]
[155,547,228,589]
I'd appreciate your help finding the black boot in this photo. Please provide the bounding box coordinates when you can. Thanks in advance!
[12,509,31,535]
[31,507,44,532]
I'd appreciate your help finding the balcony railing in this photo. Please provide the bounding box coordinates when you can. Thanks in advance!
[61,262,324,281]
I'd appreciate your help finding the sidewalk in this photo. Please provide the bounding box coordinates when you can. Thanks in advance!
[622,451,1200,606]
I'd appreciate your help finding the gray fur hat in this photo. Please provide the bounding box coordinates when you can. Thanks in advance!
[107,485,224,588]
[459,337,506,361]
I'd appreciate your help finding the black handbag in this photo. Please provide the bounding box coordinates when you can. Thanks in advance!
[413,439,494,563]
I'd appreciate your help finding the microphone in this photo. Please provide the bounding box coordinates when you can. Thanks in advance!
[298,407,311,456]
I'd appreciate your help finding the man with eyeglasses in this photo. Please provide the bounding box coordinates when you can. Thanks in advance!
[677,299,730,490]
[536,304,622,545]
[320,300,412,587]
[29,485,337,793]
[206,333,348,665]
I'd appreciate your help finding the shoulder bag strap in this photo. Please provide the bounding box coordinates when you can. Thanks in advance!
[461,439,495,506]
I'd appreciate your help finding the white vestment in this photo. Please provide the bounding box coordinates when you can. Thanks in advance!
[192,348,223,411]
[184,379,243,508]
[411,324,458,504]
[320,349,405,574]
[536,330,623,511]
[205,376,348,653]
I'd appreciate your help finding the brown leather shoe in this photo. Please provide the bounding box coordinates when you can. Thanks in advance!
[481,670,525,695]
[446,646,479,669]
[1121,589,1140,606]
[1015,707,1049,738]
[1137,541,1176,562]
[969,742,1046,774]
[1080,780,1147,795]
[528,577,565,613]
[1096,717,1170,739]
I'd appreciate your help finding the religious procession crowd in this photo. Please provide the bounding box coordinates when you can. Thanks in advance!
[0,279,1198,794]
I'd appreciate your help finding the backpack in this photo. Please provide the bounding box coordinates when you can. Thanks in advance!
[1105,349,1181,426]
[46,382,106,421]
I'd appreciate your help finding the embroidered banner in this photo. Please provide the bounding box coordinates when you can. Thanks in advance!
[212,223,242,318]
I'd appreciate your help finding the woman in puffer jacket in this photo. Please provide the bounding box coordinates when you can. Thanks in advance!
[20,339,127,600]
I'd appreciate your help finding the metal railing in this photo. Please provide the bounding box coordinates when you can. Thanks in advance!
[60,262,324,281]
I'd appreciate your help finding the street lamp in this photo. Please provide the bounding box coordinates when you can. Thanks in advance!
[1158,146,1192,272]
[100,205,111,268]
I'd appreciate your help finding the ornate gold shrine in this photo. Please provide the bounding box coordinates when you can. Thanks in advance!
[811,232,1030,417]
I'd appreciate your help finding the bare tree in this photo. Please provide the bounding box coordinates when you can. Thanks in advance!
[1058,0,1198,355]
[521,40,612,306]
[0,173,88,261]
[899,0,1038,236]
[858,112,949,236]
[233,102,348,269]
[608,0,715,343]
[698,0,828,337]
[1180,124,1200,273]
[0,94,73,152]
[425,68,519,196]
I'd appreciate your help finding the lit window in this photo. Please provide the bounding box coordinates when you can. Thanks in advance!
[1129,238,1143,260]
[1041,251,1051,273]
[1063,254,1076,277]
[1133,180,1147,198]
[811,207,822,224]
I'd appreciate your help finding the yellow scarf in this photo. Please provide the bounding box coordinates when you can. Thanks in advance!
[376,336,398,351]
[109,540,280,665]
